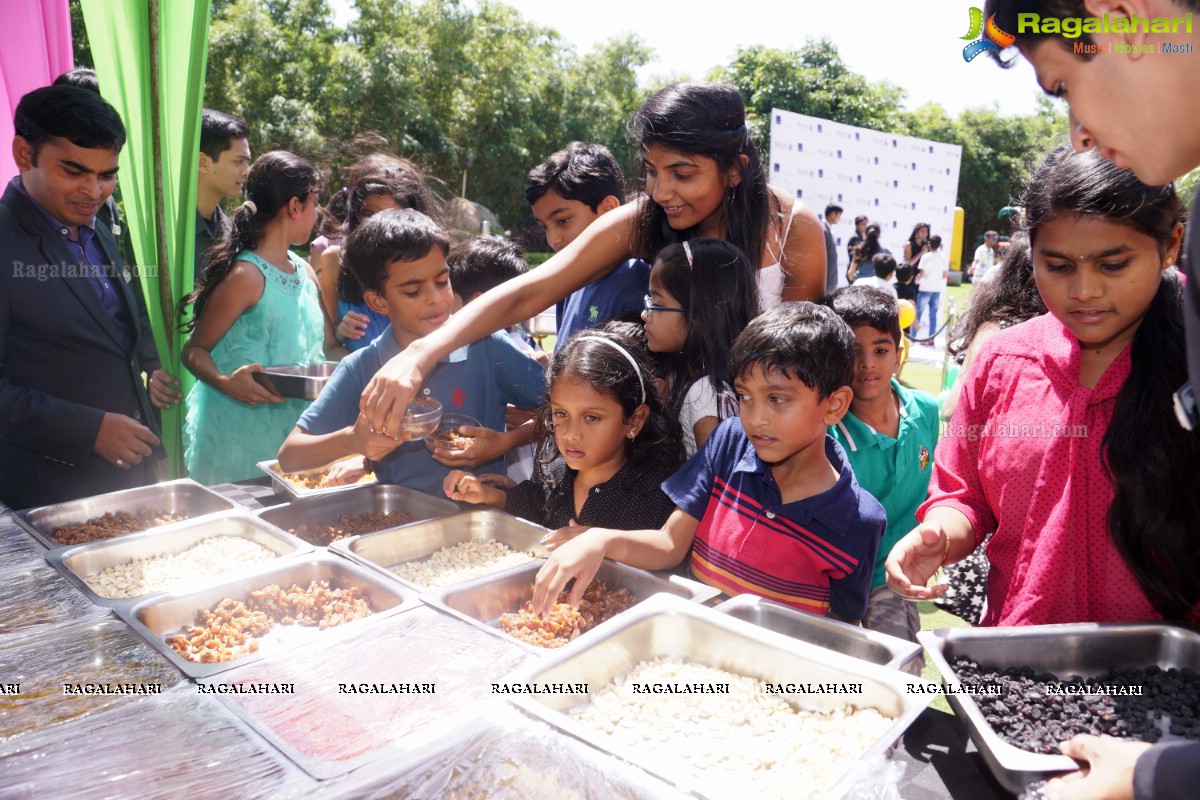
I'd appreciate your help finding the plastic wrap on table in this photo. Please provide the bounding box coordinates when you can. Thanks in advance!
[0,685,314,799]
[209,605,535,779]
[321,706,688,800]
[0,524,44,572]
[0,618,186,741]
[0,561,108,638]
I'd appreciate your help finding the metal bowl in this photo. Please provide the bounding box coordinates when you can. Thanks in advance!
[252,361,339,401]
[919,623,1200,794]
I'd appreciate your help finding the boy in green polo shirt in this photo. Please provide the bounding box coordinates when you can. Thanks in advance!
[828,286,940,657]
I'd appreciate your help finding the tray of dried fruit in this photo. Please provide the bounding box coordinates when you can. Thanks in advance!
[256,457,378,500]
[115,553,419,679]
[44,512,311,610]
[331,508,549,591]
[504,592,934,800]
[421,559,721,654]
[919,623,1200,795]
[256,483,459,548]
[14,478,239,550]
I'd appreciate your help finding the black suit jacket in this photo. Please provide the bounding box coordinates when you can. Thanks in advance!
[0,182,163,509]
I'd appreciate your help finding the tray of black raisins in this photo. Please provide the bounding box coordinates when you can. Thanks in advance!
[918,622,1200,795]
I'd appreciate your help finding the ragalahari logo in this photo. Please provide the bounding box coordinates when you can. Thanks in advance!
[962,7,1016,62]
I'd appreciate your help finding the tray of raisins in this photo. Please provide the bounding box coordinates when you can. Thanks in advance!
[919,622,1200,795]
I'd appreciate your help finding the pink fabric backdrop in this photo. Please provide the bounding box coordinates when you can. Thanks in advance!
[0,0,74,184]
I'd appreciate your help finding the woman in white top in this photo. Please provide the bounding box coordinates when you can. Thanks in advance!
[359,83,826,433]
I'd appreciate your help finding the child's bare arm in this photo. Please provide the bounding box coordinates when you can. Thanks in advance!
[277,415,398,473]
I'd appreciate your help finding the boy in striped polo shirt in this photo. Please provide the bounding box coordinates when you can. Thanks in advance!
[532,303,885,623]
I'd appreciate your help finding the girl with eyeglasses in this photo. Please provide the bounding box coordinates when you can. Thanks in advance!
[641,238,759,455]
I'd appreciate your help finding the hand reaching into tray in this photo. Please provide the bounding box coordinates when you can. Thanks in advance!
[540,519,588,551]
[443,470,509,507]
[1045,734,1151,800]
[532,531,609,617]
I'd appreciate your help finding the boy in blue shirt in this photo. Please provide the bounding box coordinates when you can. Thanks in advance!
[532,303,885,623]
[278,210,545,495]
[525,142,649,344]
[828,285,940,650]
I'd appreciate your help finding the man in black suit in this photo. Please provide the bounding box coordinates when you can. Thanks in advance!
[0,85,180,509]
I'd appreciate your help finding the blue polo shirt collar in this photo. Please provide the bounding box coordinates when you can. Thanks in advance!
[730,433,858,536]
[369,322,472,369]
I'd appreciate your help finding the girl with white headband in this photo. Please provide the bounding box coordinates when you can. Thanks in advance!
[444,324,684,534]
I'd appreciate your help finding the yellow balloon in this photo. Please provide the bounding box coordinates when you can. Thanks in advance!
[898,299,917,330]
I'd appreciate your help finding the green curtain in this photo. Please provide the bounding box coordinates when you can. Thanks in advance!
[80,0,210,477]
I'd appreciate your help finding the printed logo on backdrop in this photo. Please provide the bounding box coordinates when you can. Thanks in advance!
[961,7,1016,62]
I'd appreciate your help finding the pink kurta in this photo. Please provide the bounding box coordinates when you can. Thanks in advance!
[919,314,1162,626]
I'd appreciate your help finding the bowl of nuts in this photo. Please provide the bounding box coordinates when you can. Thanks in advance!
[424,413,481,453]
[394,395,443,441]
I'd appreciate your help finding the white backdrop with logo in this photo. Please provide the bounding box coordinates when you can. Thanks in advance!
[768,108,962,289]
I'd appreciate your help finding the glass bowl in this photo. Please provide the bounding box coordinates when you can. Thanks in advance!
[394,396,443,441]
[424,413,482,453]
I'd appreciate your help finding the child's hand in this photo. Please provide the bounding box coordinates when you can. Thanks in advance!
[428,425,508,467]
[337,311,370,342]
[541,519,589,551]
[505,405,538,429]
[532,532,608,616]
[351,414,402,461]
[884,523,950,601]
[222,364,285,406]
[443,470,507,506]
[325,456,371,486]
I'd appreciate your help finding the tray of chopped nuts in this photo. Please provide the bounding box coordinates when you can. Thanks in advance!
[115,553,419,679]
[45,511,311,609]
[15,479,240,550]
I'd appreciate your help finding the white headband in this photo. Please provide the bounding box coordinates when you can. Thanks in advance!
[577,336,646,405]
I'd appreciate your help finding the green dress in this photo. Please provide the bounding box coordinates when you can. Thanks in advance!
[184,250,325,484]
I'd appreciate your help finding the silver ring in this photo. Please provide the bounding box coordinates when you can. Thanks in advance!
[115,458,125,467]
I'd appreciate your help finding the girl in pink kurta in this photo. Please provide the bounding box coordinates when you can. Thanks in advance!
[885,146,1200,626]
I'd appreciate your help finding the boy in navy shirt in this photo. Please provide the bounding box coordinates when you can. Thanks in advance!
[532,302,885,622]
[525,142,649,344]
[278,210,544,495]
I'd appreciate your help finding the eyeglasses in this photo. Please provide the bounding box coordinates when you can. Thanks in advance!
[643,294,686,317]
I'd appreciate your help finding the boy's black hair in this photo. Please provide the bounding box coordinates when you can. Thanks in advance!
[729,302,855,401]
[524,142,625,211]
[929,234,942,250]
[872,252,897,280]
[854,214,868,225]
[824,203,843,217]
[828,286,902,347]
[342,209,451,297]
[14,85,125,161]
[52,68,99,93]
[448,236,527,300]
[199,109,249,162]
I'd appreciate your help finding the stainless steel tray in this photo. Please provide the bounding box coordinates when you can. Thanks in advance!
[46,512,312,608]
[333,508,549,589]
[116,553,419,679]
[14,478,239,549]
[715,593,923,671]
[252,360,339,400]
[422,559,723,653]
[506,593,933,799]
[258,483,459,547]
[256,458,379,499]
[0,561,110,638]
[0,618,185,741]
[919,623,1200,794]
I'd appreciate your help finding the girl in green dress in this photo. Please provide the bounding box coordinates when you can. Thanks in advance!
[180,151,343,484]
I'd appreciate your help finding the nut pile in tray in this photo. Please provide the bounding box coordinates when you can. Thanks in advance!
[84,536,277,599]
[390,539,537,588]
[952,656,1200,753]
[53,510,189,545]
[166,580,373,663]
[499,579,637,648]
[277,466,375,491]
[572,657,892,800]
[287,511,413,546]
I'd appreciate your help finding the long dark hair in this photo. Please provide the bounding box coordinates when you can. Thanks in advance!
[535,324,684,488]
[905,222,930,266]
[178,151,321,331]
[947,233,1045,363]
[630,83,772,269]
[1021,144,1199,619]
[653,238,759,417]
[336,153,439,306]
